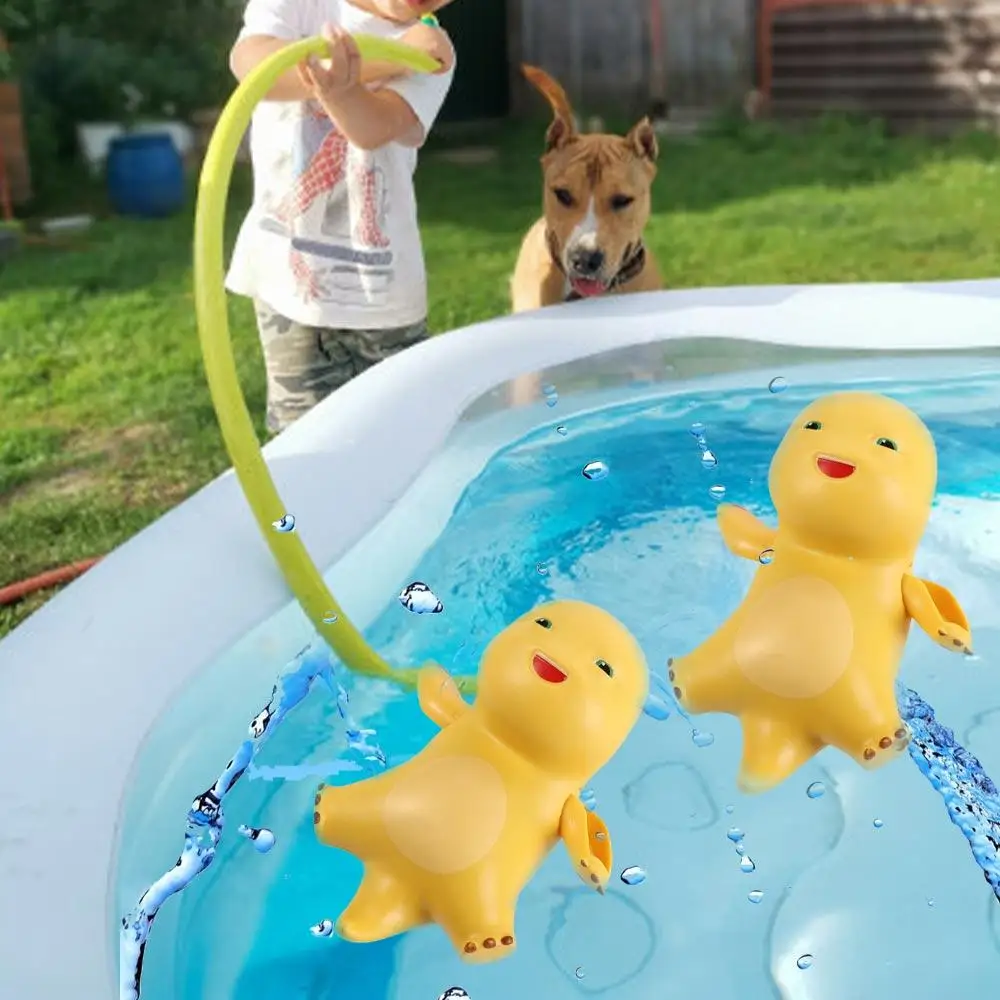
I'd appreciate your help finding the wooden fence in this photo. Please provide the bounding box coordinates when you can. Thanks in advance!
[510,0,756,116]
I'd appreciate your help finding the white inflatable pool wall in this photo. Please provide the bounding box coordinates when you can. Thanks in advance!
[2,280,1000,1000]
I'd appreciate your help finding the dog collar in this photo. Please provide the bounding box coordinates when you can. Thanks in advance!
[545,228,647,302]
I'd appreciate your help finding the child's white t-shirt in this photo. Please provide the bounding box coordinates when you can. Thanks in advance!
[226,0,455,329]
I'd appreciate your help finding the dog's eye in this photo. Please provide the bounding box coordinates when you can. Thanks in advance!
[595,659,614,677]
[609,193,634,211]
[875,437,898,451]
[803,420,822,430]
[534,617,553,629]
[552,187,574,207]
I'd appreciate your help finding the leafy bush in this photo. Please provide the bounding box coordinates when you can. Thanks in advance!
[1,0,245,184]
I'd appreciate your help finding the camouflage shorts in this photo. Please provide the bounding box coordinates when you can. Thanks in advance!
[254,300,429,433]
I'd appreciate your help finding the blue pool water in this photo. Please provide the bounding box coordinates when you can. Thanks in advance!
[129,362,1000,1000]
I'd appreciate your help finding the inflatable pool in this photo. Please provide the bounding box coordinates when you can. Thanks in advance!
[2,279,1000,1000]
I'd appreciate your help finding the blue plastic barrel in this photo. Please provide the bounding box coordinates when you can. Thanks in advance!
[106,132,185,218]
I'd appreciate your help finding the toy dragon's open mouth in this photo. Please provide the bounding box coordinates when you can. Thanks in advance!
[532,652,567,683]
[817,455,856,479]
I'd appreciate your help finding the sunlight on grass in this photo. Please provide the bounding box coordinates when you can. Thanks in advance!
[2,117,1000,633]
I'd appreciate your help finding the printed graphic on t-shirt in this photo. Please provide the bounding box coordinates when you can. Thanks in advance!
[259,102,394,305]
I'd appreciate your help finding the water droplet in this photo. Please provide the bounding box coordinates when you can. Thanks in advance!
[542,383,557,397]
[580,787,597,811]
[398,581,444,614]
[873,818,884,829]
[536,562,548,575]
[927,897,935,907]
[556,425,568,435]
[735,841,747,856]
[643,673,672,721]
[727,827,744,843]
[620,865,647,886]
[758,548,774,565]
[238,825,276,854]
[545,393,559,408]
[574,967,586,980]
[708,485,726,502]
[272,513,296,533]
[748,889,764,904]
[322,612,338,624]
[689,422,706,438]
[768,376,788,394]
[692,728,715,747]
[806,781,826,799]
[594,831,606,841]
[796,954,814,970]
[436,989,470,1000]
[582,460,609,481]
[725,804,735,814]
[310,918,335,938]
[740,855,756,873]
[700,449,718,469]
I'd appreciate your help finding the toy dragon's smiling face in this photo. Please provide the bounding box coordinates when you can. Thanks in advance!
[769,390,938,560]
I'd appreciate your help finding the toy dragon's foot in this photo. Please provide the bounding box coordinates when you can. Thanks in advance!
[857,722,911,769]
[459,928,517,962]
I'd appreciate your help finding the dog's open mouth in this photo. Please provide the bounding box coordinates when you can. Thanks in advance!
[568,277,607,298]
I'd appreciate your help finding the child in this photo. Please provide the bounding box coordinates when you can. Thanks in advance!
[227,0,456,432]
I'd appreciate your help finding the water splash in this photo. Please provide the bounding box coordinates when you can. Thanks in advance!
[900,685,1000,900]
[238,825,276,854]
[119,644,387,1000]
[310,918,335,938]
[643,673,672,721]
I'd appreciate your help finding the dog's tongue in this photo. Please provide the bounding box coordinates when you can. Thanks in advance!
[570,278,606,298]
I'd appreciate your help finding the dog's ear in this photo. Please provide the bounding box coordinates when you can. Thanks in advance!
[626,117,658,161]
[544,116,575,152]
[522,63,578,151]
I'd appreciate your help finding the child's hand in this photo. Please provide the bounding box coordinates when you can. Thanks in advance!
[297,23,363,103]
[399,20,455,75]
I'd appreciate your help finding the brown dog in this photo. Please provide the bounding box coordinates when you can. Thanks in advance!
[510,65,663,312]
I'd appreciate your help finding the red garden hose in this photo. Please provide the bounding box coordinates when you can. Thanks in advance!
[0,557,101,607]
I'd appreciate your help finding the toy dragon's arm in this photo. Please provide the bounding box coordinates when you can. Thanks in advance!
[717,504,777,562]
[417,664,470,728]
[901,574,973,655]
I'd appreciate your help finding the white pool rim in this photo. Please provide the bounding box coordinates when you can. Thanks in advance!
[2,280,1000,999]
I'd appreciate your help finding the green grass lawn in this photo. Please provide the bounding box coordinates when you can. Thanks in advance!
[2,116,1000,635]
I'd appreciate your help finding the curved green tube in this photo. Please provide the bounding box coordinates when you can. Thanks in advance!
[193,35,474,693]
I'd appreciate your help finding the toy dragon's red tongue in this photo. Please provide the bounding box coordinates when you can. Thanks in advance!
[532,653,567,683]
[817,456,856,479]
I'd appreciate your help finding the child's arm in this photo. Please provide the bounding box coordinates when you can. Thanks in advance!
[230,12,452,101]
[303,25,454,150]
